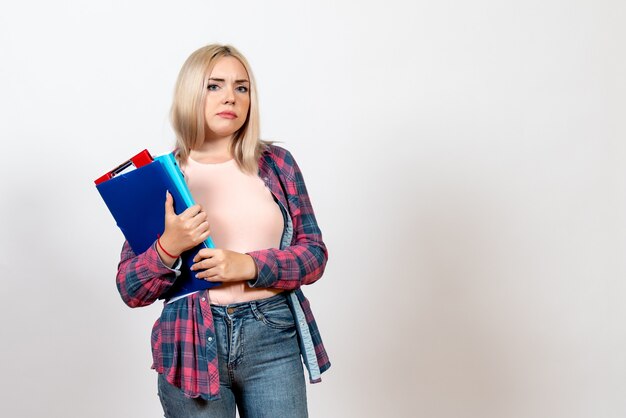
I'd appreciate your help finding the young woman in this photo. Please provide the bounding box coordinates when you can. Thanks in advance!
[116,44,330,417]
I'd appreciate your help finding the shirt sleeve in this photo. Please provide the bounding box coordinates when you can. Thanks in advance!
[116,240,181,308]
[246,150,328,290]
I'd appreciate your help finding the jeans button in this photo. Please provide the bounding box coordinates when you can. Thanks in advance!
[227,307,235,315]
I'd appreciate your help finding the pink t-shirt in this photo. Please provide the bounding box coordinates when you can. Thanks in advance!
[182,157,284,305]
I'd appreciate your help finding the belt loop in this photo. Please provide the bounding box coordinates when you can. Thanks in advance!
[250,301,263,321]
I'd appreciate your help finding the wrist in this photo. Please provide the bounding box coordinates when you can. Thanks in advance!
[155,242,177,268]
[156,236,182,269]
[158,234,183,257]
[244,254,258,280]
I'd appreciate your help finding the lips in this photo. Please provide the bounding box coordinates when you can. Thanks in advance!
[217,111,237,119]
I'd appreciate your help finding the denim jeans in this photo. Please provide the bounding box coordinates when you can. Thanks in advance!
[157,293,308,418]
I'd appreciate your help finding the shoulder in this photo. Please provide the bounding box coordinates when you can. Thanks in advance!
[260,143,298,178]
[261,143,293,163]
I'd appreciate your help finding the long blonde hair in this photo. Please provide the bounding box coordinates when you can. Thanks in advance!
[170,44,263,174]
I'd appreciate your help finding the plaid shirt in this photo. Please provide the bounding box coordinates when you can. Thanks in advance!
[116,145,330,400]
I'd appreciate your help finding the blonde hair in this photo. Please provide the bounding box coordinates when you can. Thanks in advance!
[170,44,263,174]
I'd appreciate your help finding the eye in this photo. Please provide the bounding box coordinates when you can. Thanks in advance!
[207,84,220,91]
[236,86,249,93]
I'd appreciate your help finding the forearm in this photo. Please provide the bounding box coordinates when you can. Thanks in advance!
[116,241,179,307]
[247,238,328,290]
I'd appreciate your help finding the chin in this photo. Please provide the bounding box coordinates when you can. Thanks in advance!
[221,125,245,136]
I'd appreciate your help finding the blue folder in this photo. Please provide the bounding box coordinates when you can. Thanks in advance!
[96,152,220,300]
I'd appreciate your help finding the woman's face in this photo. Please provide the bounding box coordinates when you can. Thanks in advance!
[203,56,251,142]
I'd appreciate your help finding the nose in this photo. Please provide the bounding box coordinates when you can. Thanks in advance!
[223,86,235,105]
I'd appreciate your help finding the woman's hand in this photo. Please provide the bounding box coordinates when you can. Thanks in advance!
[191,248,257,283]
[157,192,211,266]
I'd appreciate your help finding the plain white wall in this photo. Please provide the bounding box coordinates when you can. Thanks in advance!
[1,1,625,417]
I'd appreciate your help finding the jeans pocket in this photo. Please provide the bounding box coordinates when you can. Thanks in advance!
[254,299,296,330]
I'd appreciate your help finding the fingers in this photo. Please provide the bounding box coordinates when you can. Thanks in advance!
[186,222,210,247]
[161,192,212,253]
[192,262,221,282]
[174,203,209,237]
[191,249,224,281]
[164,191,175,216]
[165,194,203,222]
[187,211,208,229]
[180,204,203,219]
[194,221,211,238]
[165,193,202,220]
[202,270,222,282]
[198,225,212,241]
[191,249,252,282]
[193,248,217,263]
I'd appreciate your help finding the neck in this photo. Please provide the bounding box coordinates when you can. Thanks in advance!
[191,135,233,163]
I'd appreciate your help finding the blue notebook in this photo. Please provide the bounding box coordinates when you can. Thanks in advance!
[96,152,220,300]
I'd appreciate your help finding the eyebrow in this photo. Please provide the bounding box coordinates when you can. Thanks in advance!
[208,78,250,84]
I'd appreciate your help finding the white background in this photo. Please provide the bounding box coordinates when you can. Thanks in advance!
[1,1,625,417]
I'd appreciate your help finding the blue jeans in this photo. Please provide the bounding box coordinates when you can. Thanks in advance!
[157,293,308,418]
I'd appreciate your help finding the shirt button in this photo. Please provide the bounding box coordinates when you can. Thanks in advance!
[207,337,213,342]
[201,297,206,302]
